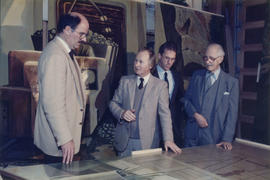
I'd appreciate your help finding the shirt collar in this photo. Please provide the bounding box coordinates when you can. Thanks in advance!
[56,36,71,53]
[207,67,221,80]
[137,73,150,86]
[212,67,221,79]
[157,64,171,74]
[157,64,171,79]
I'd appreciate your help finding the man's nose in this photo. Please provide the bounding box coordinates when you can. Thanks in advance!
[81,36,87,42]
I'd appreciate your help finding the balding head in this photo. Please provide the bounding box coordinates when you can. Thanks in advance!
[70,12,89,29]
[57,12,89,49]
[207,43,225,57]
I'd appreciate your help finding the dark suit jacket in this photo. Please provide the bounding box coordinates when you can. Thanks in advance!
[183,69,239,147]
[109,74,174,152]
[152,67,185,147]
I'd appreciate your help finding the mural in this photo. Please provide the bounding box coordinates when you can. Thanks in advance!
[155,2,226,75]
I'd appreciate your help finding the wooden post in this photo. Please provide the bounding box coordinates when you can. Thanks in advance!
[42,0,48,49]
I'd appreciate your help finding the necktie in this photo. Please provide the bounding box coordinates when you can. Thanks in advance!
[69,50,76,60]
[205,73,213,91]
[138,78,144,89]
[164,72,169,89]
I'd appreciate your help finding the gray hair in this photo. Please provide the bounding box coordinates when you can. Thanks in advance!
[207,43,225,57]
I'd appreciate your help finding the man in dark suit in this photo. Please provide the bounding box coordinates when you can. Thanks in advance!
[183,43,239,150]
[109,48,181,157]
[152,41,185,147]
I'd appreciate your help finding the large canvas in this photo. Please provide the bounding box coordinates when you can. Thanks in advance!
[155,1,226,75]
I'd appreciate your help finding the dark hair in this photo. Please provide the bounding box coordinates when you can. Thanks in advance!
[158,41,177,55]
[138,47,156,68]
[57,14,81,33]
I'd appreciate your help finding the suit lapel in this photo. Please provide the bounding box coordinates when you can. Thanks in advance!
[171,71,178,104]
[199,70,207,109]
[54,38,85,108]
[72,56,85,107]
[215,70,227,110]
[142,74,154,104]
[128,75,137,109]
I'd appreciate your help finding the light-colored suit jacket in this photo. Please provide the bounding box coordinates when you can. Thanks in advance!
[184,69,239,146]
[34,37,86,156]
[109,74,174,152]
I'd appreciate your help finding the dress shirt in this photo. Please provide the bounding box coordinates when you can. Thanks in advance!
[136,73,150,88]
[56,36,72,55]
[206,67,221,85]
[156,64,174,99]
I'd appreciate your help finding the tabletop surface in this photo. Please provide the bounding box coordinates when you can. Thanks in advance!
[1,141,270,180]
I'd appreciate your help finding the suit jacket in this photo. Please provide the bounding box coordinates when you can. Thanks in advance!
[183,69,239,147]
[152,67,185,146]
[109,74,174,152]
[34,37,86,156]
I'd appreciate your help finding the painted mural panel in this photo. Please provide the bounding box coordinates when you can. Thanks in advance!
[155,1,225,74]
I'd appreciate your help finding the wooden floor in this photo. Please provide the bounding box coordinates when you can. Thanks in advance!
[1,140,270,179]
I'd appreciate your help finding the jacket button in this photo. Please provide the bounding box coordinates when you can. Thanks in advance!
[79,122,83,125]
[80,109,83,112]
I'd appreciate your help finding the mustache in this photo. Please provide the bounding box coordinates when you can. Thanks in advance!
[79,41,88,44]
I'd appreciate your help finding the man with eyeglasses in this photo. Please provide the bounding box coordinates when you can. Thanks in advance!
[152,41,185,147]
[183,43,239,150]
[34,12,89,164]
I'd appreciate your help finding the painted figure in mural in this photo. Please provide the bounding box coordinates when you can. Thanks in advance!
[152,41,185,147]
[109,48,182,157]
[34,12,89,164]
[183,43,239,150]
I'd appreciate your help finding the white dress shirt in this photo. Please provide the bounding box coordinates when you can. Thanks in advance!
[206,67,221,85]
[136,73,150,88]
[157,64,174,99]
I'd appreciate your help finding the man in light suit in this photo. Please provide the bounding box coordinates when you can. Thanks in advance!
[34,12,89,164]
[152,41,185,147]
[109,48,181,157]
[183,43,239,150]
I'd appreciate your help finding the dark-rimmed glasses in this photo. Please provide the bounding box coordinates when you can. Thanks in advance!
[72,29,89,39]
[202,56,221,62]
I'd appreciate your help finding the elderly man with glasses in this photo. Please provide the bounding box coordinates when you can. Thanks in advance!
[183,43,239,150]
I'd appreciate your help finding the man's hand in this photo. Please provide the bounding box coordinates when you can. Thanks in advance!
[121,109,136,122]
[216,141,232,150]
[61,140,75,164]
[164,141,182,154]
[194,112,208,128]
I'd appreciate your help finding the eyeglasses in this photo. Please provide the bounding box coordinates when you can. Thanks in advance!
[202,56,221,62]
[72,29,88,39]
[163,55,175,62]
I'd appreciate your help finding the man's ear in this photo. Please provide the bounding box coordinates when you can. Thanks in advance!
[158,53,162,60]
[63,26,72,35]
[219,56,224,64]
